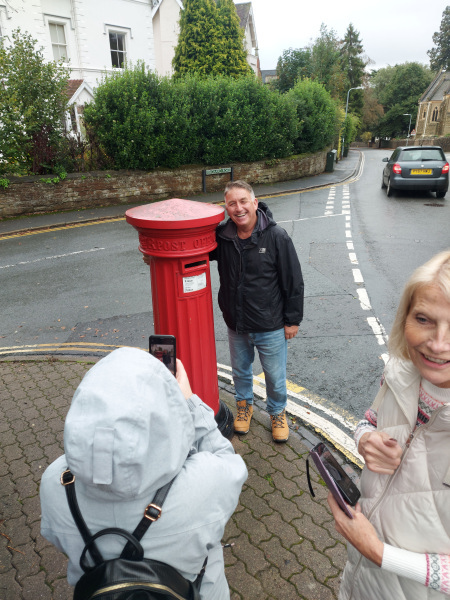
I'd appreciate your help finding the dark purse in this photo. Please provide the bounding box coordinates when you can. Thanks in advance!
[61,469,207,600]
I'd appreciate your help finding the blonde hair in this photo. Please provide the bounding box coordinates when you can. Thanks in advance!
[389,250,450,358]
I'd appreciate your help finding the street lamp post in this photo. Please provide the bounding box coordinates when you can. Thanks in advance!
[342,86,363,158]
[403,113,412,146]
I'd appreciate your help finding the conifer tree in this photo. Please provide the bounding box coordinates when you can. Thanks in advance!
[173,0,251,78]
[340,23,367,116]
[215,0,252,77]
[428,6,450,71]
[172,0,218,77]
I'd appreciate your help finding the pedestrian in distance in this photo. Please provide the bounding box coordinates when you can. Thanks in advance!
[210,180,304,442]
[328,250,450,600]
[40,347,247,599]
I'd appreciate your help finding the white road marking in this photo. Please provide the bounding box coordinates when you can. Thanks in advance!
[367,317,388,345]
[0,248,106,269]
[357,288,371,310]
[352,268,363,283]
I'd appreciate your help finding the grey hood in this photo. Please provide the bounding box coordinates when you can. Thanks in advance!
[64,347,195,501]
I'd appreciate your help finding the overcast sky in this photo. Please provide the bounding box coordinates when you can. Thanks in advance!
[249,0,449,72]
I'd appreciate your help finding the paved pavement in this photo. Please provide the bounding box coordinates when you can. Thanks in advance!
[0,152,363,599]
[0,355,357,600]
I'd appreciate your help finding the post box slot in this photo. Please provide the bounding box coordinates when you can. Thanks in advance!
[184,260,207,270]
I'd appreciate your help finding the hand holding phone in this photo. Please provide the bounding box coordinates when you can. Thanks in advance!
[307,442,360,519]
[149,335,176,376]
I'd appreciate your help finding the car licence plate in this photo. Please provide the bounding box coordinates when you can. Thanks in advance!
[410,169,432,175]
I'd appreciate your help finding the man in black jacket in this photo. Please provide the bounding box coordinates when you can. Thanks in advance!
[210,180,304,442]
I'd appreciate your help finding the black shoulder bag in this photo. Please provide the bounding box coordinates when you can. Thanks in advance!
[61,469,207,600]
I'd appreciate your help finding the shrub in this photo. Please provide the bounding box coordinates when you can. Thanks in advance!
[0,29,70,176]
[84,67,298,168]
[287,79,338,153]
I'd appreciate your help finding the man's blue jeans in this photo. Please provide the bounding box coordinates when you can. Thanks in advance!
[227,327,287,416]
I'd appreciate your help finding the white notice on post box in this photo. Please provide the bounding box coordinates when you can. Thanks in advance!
[183,272,207,293]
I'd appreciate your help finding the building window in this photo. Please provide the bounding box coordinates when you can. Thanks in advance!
[432,107,439,122]
[423,109,426,119]
[49,23,67,61]
[109,32,126,68]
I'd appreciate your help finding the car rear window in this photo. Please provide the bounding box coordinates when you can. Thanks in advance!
[399,148,445,161]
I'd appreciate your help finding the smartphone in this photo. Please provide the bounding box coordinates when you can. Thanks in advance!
[308,442,360,519]
[149,335,176,376]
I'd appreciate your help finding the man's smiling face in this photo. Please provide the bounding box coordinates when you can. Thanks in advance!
[225,187,258,236]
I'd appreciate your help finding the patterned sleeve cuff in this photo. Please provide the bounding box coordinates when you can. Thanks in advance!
[383,544,450,593]
[353,421,376,450]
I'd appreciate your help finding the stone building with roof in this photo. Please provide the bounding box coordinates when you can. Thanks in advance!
[416,70,450,138]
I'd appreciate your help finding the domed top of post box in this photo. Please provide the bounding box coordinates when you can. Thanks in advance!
[126,198,224,230]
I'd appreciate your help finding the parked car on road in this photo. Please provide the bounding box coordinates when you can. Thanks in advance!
[381,146,449,198]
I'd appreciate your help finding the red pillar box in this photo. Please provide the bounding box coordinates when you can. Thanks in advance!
[126,199,232,433]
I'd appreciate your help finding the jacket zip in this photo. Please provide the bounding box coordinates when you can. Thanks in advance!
[347,404,446,599]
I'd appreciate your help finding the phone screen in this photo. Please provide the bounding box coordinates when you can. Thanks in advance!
[149,335,176,376]
[316,443,360,506]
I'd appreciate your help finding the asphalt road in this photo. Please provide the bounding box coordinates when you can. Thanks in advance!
[1,148,449,457]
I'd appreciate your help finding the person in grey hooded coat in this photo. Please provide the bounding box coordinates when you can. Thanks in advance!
[40,347,247,599]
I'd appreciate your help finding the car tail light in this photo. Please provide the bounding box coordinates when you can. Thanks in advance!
[392,163,402,174]
[442,162,449,174]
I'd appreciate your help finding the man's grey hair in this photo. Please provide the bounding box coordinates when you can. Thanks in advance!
[224,180,256,201]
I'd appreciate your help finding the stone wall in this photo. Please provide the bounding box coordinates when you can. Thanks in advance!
[368,137,450,151]
[0,151,327,219]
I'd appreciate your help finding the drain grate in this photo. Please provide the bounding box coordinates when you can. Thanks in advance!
[424,203,445,207]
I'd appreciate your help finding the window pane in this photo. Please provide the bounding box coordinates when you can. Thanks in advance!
[109,32,118,51]
[111,51,120,68]
[109,32,126,68]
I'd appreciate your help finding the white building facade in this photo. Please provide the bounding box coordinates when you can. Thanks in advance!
[0,0,156,89]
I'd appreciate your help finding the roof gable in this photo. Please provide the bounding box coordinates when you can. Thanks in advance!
[419,70,450,102]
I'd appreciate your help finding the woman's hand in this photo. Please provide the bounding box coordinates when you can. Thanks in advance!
[175,359,193,400]
[327,493,384,567]
[358,431,402,474]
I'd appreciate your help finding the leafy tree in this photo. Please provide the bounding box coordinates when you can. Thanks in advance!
[371,62,433,137]
[274,47,312,93]
[309,24,345,100]
[286,78,338,153]
[0,29,70,175]
[428,6,450,71]
[360,87,384,134]
[172,0,250,78]
[340,23,366,115]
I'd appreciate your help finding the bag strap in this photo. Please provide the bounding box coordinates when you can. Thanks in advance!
[305,458,316,498]
[121,477,176,559]
[61,469,104,565]
[61,469,176,562]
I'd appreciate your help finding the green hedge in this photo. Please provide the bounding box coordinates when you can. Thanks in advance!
[83,65,338,170]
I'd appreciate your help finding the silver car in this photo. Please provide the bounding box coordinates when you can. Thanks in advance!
[381,146,449,198]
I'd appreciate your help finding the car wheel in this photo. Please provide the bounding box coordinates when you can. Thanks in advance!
[381,174,386,189]
[436,190,447,198]
[386,178,394,197]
